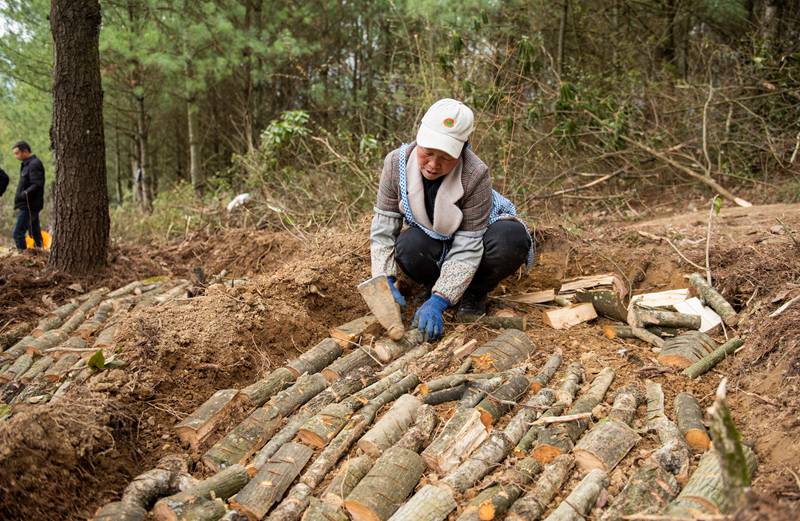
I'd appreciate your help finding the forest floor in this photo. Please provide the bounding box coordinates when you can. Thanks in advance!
[0,201,798,520]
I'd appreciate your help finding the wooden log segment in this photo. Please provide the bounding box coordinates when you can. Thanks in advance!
[387,484,457,521]
[377,343,431,377]
[600,452,680,521]
[421,407,488,474]
[107,280,143,299]
[287,338,343,378]
[628,304,701,330]
[303,498,348,521]
[0,353,34,383]
[555,361,584,406]
[344,446,427,521]
[23,330,69,356]
[530,350,562,392]
[441,430,513,494]
[543,468,608,521]
[457,375,504,409]
[573,385,644,473]
[92,502,146,521]
[514,401,566,457]
[420,373,498,395]
[453,338,479,360]
[503,388,556,447]
[455,456,543,521]
[532,367,615,464]
[322,455,374,508]
[153,464,250,521]
[229,442,313,521]
[175,388,239,450]
[322,348,380,383]
[602,324,678,340]
[688,272,738,326]
[358,393,420,458]
[19,355,53,384]
[543,303,597,330]
[59,289,108,334]
[237,367,295,407]
[674,391,711,451]
[32,302,78,337]
[657,331,718,368]
[44,335,89,356]
[630,326,665,348]
[176,497,226,520]
[476,374,530,428]
[575,288,627,322]
[644,380,689,480]
[682,337,744,378]
[373,330,423,363]
[459,314,527,330]
[470,329,534,372]
[0,322,31,351]
[423,383,466,405]
[268,372,329,418]
[93,324,119,350]
[394,404,438,452]
[506,454,575,521]
[330,315,381,348]
[76,302,114,339]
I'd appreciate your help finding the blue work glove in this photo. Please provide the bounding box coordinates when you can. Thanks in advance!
[386,276,406,310]
[412,293,450,341]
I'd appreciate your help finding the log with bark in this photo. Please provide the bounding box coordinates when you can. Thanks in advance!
[419,373,496,395]
[530,350,562,392]
[421,406,489,474]
[32,302,78,337]
[57,289,108,335]
[688,273,738,326]
[500,387,557,444]
[303,498,348,521]
[373,330,423,363]
[387,484,457,521]
[674,391,711,451]
[681,337,744,379]
[357,393,421,457]
[330,315,381,347]
[153,464,250,521]
[644,380,689,480]
[43,335,89,356]
[19,355,53,384]
[175,388,239,450]
[627,304,701,330]
[0,353,34,383]
[322,348,381,383]
[543,468,608,521]
[575,288,627,322]
[573,384,644,473]
[455,456,543,521]
[506,454,575,521]
[237,367,295,407]
[287,338,343,378]
[543,303,598,330]
[470,329,534,372]
[422,383,466,405]
[0,322,31,351]
[459,314,527,330]
[322,455,374,508]
[393,403,438,452]
[107,280,143,299]
[532,367,615,464]
[602,324,678,340]
[93,324,119,350]
[457,375,505,409]
[229,442,314,521]
[514,401,566,457]
[377,343,431,377]
[344,446,427,521]
[599,449,680,520]
[555,361,584,406]
[453,339,479,360]
[76,301,114,339]
[475,374,530,428]
[657,331,718,368]
[22,330,69,356]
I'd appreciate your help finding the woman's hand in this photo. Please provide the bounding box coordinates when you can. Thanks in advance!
[412,293,450,341]
[386,276,406,310]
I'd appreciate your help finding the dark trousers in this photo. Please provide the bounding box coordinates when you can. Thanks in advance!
[13,208,42,250]
[395,220,531,301]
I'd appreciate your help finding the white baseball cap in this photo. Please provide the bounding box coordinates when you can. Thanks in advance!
[416,98,475,159]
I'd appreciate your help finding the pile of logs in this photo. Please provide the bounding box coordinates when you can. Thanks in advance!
[89,303,758,521]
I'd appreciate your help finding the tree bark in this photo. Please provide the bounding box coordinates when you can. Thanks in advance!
[555,361,584,406]
[689,273,738,326]
[237,367,295,407]
[153,464,249,521]
[470,329,534,372]
[175,388,239,450]
[49,0,109,273]
[387,484,456,521]
[358,394,421,457]
[476,374,530,428]
[544,468,608,521]
[456,456,543,521]
[682,337,744,379]
[322,455,374,508]
[530,350,562,392]
[514,401,566,457]
[287,338,343,378]
[421,407,488,474]
[507,454,575,521]
[675,391,711,451]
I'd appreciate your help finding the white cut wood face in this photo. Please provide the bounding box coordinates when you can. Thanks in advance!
[559,273,628,298]
[629,288,691,309]
[674,298,722,333]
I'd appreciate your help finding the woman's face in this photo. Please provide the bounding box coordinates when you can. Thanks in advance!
[417,146,459,181]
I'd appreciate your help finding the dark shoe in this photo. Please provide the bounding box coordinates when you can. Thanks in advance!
[457,292,487,320]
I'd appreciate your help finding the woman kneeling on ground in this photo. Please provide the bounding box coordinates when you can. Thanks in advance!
[370,98,533,340]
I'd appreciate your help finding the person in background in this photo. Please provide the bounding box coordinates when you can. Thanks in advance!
[0,167,8,197]
[11,141,45,250]
[369,99,533,340]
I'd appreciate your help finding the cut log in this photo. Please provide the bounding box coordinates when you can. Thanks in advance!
[559,273,627,299]
[599,455,680,521]
[421,407,488,474]
[153,464,249,521]
[544,468,608,521]
[322,456,374,508]
[297,401,359,448]
[0,322,31,351]
[530,350,562,392]
[373,330,423,363]
[0,353,34,383]
[476,374,530,428]
[202,407,282,472]
[32,302,78,336]
[344,446,426,521]
[459,314,527,330]
[93,324,118,350]
[503,388,557,446]
[628,304,701,330]
[322,348,380,383]
[267,372,329,418]
[657,331,718,368]
[575,288,627,321]
[394,404,438,452]
[19,355,53,384]
[602,324,678,340]
[377,343,430,377]
[457,375,504,408]
[502,289,555,305]
[470,329,534,372]
[23,330,69,356]
[630,326,665,348]
[453,339,479,360]
[237,367,295,407]
[76,302,114,339]
[681,337,744,379]
[573,385,644,473]
[287,338,343,378]
[506,454,575,521]
[456,456,543,521]
[688,272,738,326]
[229,442,313,521]
[175,388,239,450]
[514,401,566,457]
[532,367,615,464]
[354,373,420,424]
[555,361,584,406]
[419,373,495,395]
[303,498,348,521]
[674,391,711,451]
[387,484,456,521]
[629,288,690,309]
[543,302,597,330]
[176,498,226,521]
[423,383,466,405]
[92,502,146,521]
[644,381,689,480]
[330,315,381,347]
[265,483,314,521]
[358,393,421,457]
[442,430,513,494]
[107,280,143,299]
[44,335,88,356]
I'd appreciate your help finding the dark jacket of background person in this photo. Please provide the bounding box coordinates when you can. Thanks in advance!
[14,155,45,212]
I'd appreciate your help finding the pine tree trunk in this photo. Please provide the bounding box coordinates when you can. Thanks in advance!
[49,0,109,274]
